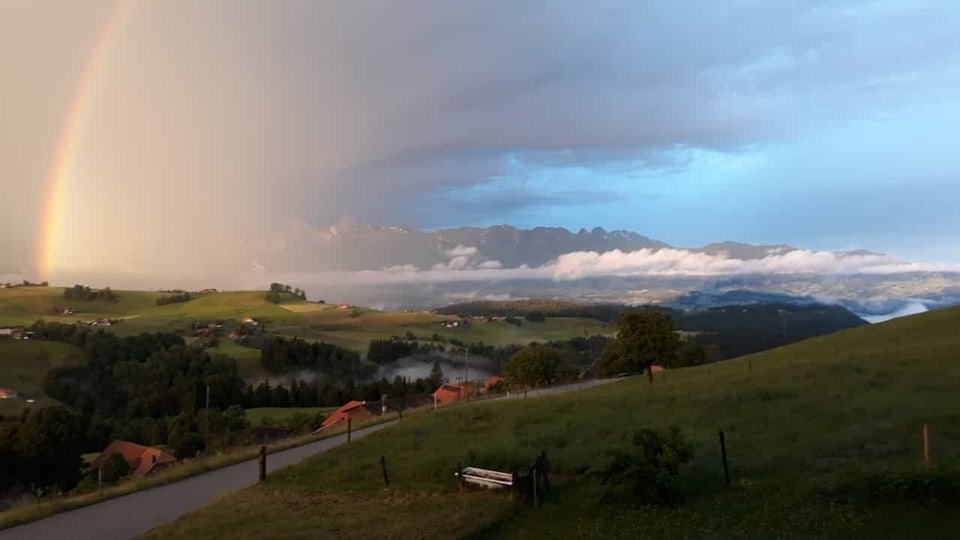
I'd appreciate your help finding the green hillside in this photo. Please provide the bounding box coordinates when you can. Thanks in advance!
[0,340,84,415]
[142,306,960,539]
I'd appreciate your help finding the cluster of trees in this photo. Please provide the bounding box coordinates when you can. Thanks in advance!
[2,279,49,288]
[437,300,623,321]
[260,336,371,382]
[239,373,440,409]
[366,338,446,365]
[265,283,307,303]
[62,284,117,302]
[156,291,192,305]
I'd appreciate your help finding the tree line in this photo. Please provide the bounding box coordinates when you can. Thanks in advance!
[265,282,307,303]
[156,291,193,305]
[62,284,118,302]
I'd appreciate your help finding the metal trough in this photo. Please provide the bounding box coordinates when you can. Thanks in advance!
[455,466,513,489]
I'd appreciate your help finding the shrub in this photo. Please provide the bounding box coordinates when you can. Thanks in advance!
[100,452,131,483]
[593,426,693,506]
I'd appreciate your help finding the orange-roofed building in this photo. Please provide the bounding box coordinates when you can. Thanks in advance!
[432,384,463,404]
[317,400,374,431]
[483,376,503,392]
[90,440,176,476]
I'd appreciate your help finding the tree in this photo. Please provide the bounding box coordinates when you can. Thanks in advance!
[430,361,444,387]
[100,452,131,483]
[525,311,546,322]
[598,311,680,376]
[504,347,562,388]
[14,407,85,491]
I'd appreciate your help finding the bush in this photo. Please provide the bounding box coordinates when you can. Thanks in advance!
[593,426,693,506]
[100,452,131,483]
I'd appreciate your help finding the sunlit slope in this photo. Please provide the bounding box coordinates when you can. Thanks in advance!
[143,307,960,539]
[0,286,163,326]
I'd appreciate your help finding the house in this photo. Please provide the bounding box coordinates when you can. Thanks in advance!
[432,383,478,405]
[0,388,18,400]
[315,400,374,432]
[649,365,665,373]
[240,317,258,326]
[312,394,436,434]
[482,376,504,393]
[89,440,176,476]
[197,288,218,295]
[0,328,12,339]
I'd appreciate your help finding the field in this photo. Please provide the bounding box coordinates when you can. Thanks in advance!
[245,407,337,426]
[142,306,960,539]
[0,287,613,383]
[0,339,84,415]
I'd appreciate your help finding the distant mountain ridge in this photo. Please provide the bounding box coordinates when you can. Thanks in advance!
[261,220,867,272]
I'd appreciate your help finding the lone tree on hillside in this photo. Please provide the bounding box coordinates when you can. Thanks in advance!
[504,347,562,388]
[597,311,680,376]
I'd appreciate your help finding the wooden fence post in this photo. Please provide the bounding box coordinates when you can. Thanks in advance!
[923,424,930,468]
[347,417,352,443]
[258,445,267,482]
[380,455,390,486]
[719,430,730,486]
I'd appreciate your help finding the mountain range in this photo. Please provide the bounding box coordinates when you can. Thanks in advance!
[248,221,960,320]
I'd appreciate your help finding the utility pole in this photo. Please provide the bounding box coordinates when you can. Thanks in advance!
[204,384,210,453]
[463,347,469,401]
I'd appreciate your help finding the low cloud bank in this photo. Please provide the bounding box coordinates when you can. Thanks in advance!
[268,247,960,288]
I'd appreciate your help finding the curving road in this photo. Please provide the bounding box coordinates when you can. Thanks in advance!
[1,377,622,540]
[1,423,393,540]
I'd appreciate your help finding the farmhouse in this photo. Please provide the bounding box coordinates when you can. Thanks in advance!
[432,383,478,404]
[482,376,504,393]
[89,440,176,476]
[313,394,435,434]
[315,400,374,431]
[0,388,18,400]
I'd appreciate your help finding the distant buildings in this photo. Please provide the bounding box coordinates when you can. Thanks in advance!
[0,388,18,400]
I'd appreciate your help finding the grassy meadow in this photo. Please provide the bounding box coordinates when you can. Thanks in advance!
[245,407,337,426]
[0,287,613,383]
[0,339,84,415]
[142,306,960,539]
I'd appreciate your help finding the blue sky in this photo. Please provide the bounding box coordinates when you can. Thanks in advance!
[3,0,960,278]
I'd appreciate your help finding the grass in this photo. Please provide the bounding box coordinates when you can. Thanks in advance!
[0,339,84,415]
[246,407,337,425]
[143,306,960,539]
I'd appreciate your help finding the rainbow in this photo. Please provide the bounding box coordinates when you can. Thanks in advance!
[37,1,130,280]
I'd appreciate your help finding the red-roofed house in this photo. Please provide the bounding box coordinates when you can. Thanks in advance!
[483,376,503,392]
[433,384,467,405]
[90,440,176,477]
[316,400,374,431]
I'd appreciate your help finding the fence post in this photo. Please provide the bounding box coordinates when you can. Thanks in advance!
[532,467,539,506]
[380,455,390,486]
[258,445,267,482]
[719,430,730,486]
[923,424,930,468]
[457,461,464,492]
[347,417,352,443]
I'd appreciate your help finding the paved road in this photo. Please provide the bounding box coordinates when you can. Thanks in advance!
[2,423,393,540]
[1,377,623,540]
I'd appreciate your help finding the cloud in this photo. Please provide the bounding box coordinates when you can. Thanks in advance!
[265,247,960,290]
[5,1,960,278]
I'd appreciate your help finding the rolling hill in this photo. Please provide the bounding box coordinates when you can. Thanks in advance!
[142,306,960,539]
